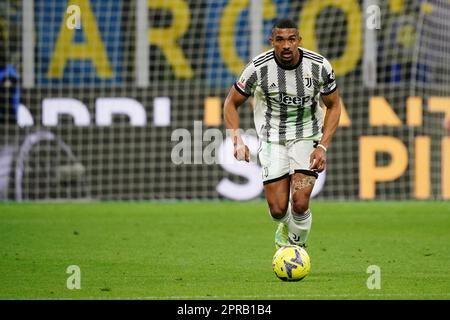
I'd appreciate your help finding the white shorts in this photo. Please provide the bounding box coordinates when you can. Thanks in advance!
[258,139,319,184]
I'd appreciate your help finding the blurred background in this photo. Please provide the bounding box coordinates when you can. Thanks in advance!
[1,0,449,202]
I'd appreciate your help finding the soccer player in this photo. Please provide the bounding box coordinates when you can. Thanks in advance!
[223,18,341,249]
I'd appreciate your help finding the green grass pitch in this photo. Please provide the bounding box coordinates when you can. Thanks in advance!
[0,201,449,300]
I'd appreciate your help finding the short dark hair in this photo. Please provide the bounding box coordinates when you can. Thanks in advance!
[272,18,297,30]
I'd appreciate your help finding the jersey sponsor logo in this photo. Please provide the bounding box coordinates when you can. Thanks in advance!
[275,92,311,106]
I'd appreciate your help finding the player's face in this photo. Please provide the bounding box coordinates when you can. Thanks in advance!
[270,28,301,67]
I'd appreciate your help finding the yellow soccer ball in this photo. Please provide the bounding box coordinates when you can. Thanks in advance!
[272,245,311,281]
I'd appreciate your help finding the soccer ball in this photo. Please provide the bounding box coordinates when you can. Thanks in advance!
[272,245,311,281]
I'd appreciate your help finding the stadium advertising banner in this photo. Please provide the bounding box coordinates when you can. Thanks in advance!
[1,0,449,200]
[35,0,124,86]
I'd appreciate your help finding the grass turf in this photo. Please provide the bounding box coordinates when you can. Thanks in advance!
[0,201,449,300]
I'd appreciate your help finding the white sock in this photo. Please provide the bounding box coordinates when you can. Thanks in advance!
[288,208,312,246]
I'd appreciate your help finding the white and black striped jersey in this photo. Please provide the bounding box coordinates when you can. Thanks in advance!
[234,47,337,142]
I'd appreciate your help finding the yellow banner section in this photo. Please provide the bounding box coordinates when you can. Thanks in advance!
[204,97,222,127]
[47,0,113,78]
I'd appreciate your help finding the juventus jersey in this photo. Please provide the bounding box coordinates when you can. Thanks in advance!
[234,47,337,143]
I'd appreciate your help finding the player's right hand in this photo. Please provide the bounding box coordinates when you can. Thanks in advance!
[233,136,250,162]
[309,147,326,172]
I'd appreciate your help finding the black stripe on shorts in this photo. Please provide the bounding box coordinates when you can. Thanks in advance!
[292,169,318,179]
[263,173,290,185]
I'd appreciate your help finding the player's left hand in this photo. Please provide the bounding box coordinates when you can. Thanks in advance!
[309,148,326,172]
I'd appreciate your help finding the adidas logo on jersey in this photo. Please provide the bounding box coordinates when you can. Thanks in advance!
[269,83,277,89]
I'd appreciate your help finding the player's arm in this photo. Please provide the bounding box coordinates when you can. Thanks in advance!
[223,85,250,162]
[309,90,341,172]
[320,90,341,149]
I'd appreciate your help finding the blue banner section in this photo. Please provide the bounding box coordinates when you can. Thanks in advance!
[204,0,289,87]
[36,0,123,86]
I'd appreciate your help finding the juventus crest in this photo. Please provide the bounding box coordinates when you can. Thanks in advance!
[305,77,312,88]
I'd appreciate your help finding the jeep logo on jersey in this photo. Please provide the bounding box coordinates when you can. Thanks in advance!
[278,92,310,106]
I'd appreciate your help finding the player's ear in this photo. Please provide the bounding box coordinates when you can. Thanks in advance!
[298,36,303,45]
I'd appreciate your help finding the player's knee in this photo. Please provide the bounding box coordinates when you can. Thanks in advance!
[291,188,312,214]
[268,202,289,220]
[292,199,309,214]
